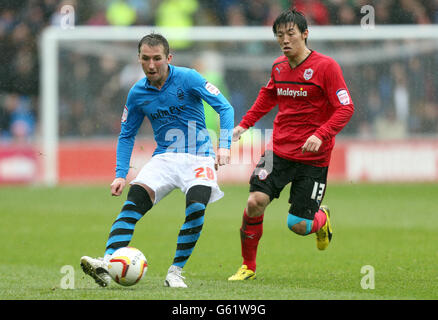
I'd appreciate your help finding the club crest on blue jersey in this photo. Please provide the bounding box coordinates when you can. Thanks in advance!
[177,88,184,100]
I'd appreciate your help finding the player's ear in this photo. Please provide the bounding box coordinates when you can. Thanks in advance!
[302,29,309,42]
[167,53,173,64]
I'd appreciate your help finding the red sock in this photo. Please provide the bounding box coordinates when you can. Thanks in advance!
[240,209,264,272]
[310,209,327,233]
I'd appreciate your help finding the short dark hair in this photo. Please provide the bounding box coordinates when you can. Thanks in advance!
[272,9,308,40]
[138,33,170,56]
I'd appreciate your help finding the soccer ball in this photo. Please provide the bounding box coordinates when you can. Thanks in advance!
[108,247,148,286]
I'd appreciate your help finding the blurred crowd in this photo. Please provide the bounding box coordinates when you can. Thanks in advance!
[1,0,438,142]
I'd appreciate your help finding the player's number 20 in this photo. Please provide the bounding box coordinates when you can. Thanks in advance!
[194,167,215,180]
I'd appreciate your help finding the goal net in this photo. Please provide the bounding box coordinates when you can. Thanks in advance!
[39,25,438,185]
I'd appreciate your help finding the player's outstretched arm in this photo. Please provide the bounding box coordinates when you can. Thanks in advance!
[111,177,126,196]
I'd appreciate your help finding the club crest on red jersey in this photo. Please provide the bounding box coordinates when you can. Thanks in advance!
[303,68,313,80]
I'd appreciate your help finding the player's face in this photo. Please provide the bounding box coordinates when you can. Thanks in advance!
[275,23,308,59]
[138,44,173,88]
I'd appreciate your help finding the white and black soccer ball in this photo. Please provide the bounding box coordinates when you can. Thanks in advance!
[108,247,148,286]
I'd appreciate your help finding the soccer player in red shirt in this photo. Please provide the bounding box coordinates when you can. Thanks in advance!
[228,9,354,280]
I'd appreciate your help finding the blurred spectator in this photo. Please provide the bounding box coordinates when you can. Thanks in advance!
[225,4,247,26]
[125,0,153,25]
[374,106,407,140]
[265,1,287,26]
[433,0,438,23]
[373,0,392,25]
[86,10,107,26]
[155,0,198,50]
[203,0,289,27]
[0,93,35,142]
[293,0,330,25]
[0,94,11,136]
[418,102,438,133]
[6,21,39,96]
[106,0,136,26]
[366,89,384,127]
[245,0,271,26]
[391,63,410,126]
[0,7,17,33]
[202,0,239,25]
[390,0,431,24]
[336,3,357,25]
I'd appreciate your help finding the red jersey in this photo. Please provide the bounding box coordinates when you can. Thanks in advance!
[239,51,354,167]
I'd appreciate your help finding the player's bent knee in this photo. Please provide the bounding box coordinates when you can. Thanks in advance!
[127,184,153,214]
[287,213,312,236]
[186,185,212,207]
[246,192,269,216]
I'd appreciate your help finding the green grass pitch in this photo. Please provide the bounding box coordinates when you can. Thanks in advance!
[0,183,437,300]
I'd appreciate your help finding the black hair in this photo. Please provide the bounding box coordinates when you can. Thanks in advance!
[272,9,308,43]
[138,33,170,56]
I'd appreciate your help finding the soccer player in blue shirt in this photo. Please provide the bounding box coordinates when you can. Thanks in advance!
[81,33,234,288]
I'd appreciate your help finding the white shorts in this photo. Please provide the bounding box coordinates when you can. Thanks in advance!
[130,153,224,205]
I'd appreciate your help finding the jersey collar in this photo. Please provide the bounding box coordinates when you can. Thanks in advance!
[288,50,314,70]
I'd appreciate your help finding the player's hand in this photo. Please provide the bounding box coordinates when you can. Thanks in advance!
[215,148,231,170]
[301,135,322,154]
[232,125,247,142]
[111,177,126,196]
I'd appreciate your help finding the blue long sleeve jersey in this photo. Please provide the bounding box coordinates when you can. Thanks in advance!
[115,65,234,179]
